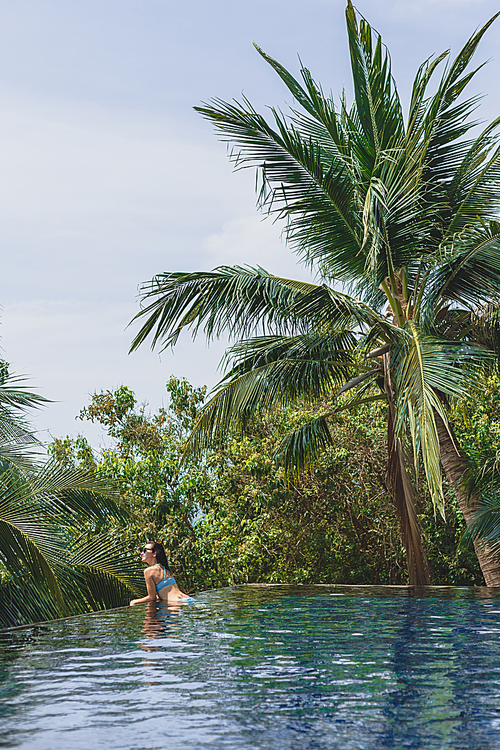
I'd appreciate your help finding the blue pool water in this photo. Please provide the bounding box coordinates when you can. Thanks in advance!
[1,585,500,749]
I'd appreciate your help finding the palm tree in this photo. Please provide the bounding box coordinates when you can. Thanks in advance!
[130,4,500,585]
[0,362,143,626]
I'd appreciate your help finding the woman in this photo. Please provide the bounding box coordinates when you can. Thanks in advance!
[130,540,192,605]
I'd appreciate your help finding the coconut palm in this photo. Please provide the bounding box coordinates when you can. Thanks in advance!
[130,4,500,585]
[0,362,143,627]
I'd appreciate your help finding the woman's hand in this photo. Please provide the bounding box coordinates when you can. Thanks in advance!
[130,595,157,606]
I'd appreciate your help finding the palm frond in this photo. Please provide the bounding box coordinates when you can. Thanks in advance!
[407,51,450,135]
[0,517,66,611]
[422,227,500,317]
[469,304,500,362]
[194,94,365,280]
[0,459,132,624]
[69,534,143,601]
[415,13,500,230]
[274,385,386,476]
[194,327,383,458]
[130,267,317,351]
[188,320,384,450]
[130,266,377,352]
[0,578,60,629]
[274,414,334,475]
[461,492,500,555]
[444,119,500,235]
[457,444,500,554]
[252,43,320,121]
[392,323,491,514]
[0,371,49,414]
[345,0,404,163]
[186,361,343,456]
[0,365,50,472]
[0,462,123,529]
[0,419,43,471]
[222,329,357,375]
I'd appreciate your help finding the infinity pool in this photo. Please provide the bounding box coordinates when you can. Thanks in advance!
[1,585,500,749]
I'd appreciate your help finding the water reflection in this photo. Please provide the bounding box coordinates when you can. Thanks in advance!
[214,588,500,749]
[2,586,500,750]
[138,601,185,661]
[140,601,185,639]
[377,599,457,748]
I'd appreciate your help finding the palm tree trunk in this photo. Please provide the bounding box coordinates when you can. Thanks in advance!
[386,410,431,585]
[435,412,500,586]
[384,354,430,585]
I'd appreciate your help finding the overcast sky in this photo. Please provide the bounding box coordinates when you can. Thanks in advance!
[2,0,500,445]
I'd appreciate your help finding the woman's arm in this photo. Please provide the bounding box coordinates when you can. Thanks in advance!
[130,569,158,606]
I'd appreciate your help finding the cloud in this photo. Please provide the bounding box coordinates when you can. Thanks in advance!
[0,90,250,291]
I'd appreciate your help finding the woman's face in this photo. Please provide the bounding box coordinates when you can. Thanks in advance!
[141,544,155,564]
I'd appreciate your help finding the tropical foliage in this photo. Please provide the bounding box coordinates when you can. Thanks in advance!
[130,3,500,584]
[50,380,482,592]
[0,362,142,629]
[193,397,481,588]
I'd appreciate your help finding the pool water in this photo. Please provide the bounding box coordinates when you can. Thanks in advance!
[1,585,500,749]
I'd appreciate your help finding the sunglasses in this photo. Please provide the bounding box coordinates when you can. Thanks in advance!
[142,547,154,554]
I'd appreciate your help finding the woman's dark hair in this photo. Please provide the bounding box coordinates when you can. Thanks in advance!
[148,540,170,571]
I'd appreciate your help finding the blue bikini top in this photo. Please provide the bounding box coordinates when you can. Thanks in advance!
[155,565,176,592]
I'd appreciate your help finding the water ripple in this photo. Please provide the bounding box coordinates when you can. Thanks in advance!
[1,585,500,749]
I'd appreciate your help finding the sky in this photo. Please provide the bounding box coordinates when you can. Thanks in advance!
[1,0,500,446]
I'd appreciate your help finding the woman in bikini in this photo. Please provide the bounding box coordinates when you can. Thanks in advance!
[130,540,192,605]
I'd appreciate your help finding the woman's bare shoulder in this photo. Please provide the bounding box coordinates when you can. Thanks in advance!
[144,565,160,579]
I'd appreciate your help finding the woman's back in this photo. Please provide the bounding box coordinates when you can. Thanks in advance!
[154,565,177,596]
